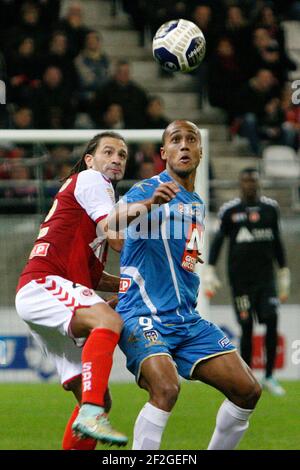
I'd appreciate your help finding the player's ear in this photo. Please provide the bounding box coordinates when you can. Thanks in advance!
[84,153,93,168]
[160,146,167,161]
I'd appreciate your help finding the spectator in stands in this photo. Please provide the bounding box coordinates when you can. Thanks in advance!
[7,37,41,106]
[255,5,297,75]
[192,4,218,107]
[144,96,169,129]
[75,31,110,112]
[9,2,48,54]
[222,5,252,73]
[34,66,76,128]
[96,103,124,130]
[4,162,37,201]
[91,60,148,129]
[192,4,218,59]
[208,37,245,115]
[128,142,165,179]
[9,106,35,159]
[232,69,280,156]
[136,157,156,180]
[57,1,90,58]
[11,106,34,129]
[247,27,296,85]
[258,97,295,147]
[44,31,77,92]
[44,145,73,181]
[255,4,286,51]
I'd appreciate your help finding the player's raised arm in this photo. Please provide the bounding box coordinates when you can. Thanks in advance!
[107,181,179,232]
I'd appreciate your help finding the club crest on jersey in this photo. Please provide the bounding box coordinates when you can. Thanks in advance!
[81,288,95,297]
[29,242,50,259]
[218,336,231,348]
[143,330,158,342]
[249,211,260,223]
[119,278,131,293]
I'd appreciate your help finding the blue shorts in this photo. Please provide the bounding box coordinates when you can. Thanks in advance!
[119,312,236,381]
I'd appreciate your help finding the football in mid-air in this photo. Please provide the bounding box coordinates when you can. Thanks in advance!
[152,19,206,73]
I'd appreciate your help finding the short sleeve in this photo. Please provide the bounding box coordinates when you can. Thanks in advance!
[121,179,157,204]
[74,170,115,222]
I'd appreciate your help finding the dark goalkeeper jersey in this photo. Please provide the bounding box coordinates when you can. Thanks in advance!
[209,196,287,287]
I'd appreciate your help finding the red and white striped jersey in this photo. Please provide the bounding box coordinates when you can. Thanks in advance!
[17,169,115,291]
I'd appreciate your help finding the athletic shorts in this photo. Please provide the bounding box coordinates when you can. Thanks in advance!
[119,311,236,382]
[15,275,104,386]
[231,280,279,324]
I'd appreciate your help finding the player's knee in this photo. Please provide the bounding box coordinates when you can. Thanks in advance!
[89,304,123,333]
[151,381,180,411]
[234,379,262,409]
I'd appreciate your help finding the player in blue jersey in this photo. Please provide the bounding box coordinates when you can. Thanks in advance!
[108,120,262,450]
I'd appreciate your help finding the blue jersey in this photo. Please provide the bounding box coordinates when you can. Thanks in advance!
[117,170,205,324]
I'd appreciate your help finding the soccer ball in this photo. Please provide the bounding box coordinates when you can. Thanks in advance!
[152,19,206,73]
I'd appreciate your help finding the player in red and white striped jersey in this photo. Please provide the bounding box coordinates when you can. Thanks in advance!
[15,131,128,448]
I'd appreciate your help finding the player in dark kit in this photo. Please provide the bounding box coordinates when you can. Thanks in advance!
[203,168,290,396]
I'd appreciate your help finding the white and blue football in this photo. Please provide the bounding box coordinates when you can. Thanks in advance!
[152,19,206,73]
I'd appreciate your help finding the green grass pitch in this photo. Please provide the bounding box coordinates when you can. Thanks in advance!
[1,381,299,450]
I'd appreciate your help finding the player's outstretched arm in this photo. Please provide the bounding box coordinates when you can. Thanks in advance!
[107,181,179,232]
[96,217,124,252]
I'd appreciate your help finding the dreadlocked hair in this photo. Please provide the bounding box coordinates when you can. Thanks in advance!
[63,131,126,182]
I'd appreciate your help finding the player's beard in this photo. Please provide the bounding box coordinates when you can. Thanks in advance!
[103,167,124,182]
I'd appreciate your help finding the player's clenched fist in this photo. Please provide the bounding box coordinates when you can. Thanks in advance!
[150,182,179,205]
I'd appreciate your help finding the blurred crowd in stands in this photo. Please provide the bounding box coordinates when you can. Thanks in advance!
[0,0,299,211]
[124,0,300,156]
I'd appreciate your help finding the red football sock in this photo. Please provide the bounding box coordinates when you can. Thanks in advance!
[81,328,119,407]
[62,405,97,450]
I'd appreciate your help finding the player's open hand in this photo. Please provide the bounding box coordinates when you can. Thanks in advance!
[277,267,291,303]
[202,265,221,298]
[151,182,179,206]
